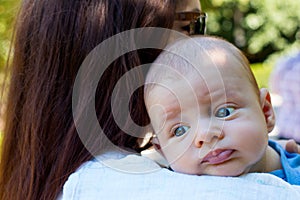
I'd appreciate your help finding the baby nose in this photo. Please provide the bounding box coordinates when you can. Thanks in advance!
[194,122,224,148]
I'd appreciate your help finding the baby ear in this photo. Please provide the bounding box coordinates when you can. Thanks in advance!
[259,88,275,133]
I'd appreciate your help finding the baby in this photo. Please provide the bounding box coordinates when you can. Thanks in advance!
[144,36,300,184]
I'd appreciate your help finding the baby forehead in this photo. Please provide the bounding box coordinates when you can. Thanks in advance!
[145,69,247,108]
[146,75,226,105]
[164,37,230,57]
[154,46,242,75]
[146,59,238,94]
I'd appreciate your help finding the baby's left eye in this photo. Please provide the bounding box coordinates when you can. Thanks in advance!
[215,107,235,118]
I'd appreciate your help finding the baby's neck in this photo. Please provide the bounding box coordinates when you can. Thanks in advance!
[251,145,282,173]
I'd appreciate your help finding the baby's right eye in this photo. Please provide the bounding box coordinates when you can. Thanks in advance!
[215,107,235,118]
[172,125,190,137]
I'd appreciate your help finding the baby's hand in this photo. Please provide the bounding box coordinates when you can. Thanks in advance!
[277,139,300,153]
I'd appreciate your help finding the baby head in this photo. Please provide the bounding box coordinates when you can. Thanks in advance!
[144,36,275,176]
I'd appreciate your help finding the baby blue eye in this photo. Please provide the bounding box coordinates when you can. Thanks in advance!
[215,107,235,118]
[173,125,190,137]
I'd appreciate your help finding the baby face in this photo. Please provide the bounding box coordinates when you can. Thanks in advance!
[146,48,272,176]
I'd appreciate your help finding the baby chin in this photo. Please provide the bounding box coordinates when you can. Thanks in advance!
[171,159,251,177]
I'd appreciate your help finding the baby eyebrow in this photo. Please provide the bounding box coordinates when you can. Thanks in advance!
[198,87,241,102]
[156,109,180,134]
[219,89,242,102]
[164,109,180,121]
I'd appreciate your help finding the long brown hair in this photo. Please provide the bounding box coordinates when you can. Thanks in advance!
[0,0,175,199]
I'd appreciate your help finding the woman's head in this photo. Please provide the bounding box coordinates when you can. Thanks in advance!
[0,0,176,199]
[171,0,205,41]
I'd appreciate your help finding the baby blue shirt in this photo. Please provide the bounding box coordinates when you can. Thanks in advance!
[269,140,300,185]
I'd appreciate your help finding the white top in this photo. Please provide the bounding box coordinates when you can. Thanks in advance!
[59,152,300,200]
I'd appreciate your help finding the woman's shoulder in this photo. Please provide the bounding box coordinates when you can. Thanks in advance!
[58,159,105,200]
[59,152,300,200]
[59,152,162,199]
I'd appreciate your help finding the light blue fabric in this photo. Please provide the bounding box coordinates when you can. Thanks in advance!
[59,152,300,200]
[269,140,300,185]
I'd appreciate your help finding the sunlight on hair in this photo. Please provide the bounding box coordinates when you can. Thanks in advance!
[140,132,153,147]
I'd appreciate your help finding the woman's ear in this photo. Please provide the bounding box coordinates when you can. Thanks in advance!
[259,88,276,133]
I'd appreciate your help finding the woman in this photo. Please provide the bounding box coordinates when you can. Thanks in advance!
[0,0,299,199]
[0,0,176,199]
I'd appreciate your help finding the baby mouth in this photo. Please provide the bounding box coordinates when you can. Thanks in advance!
[201,149,234,165]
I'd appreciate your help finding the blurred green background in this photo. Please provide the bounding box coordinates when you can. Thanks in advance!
[0,0,20,136]
[202,0,300,63]
[0,0,19,73]
[0,0,300,135]
[0,0,299,85]
[201,0,300,87]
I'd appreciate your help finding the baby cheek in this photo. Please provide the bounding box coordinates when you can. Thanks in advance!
[233,124,267,158]
[228,120,267,148]
[169,156,196,175]
[232,112,268,136]
[167,145,201,175]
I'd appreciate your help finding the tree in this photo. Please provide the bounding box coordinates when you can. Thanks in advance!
[202,0,300,63]
[0,0,20,72]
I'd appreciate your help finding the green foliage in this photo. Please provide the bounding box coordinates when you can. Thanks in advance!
[202,0,300,63]
[0,0,20,72]
[250,63,273,88]
[1,0,299,68]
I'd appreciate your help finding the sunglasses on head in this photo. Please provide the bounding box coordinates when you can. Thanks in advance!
[175,11,207,35]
